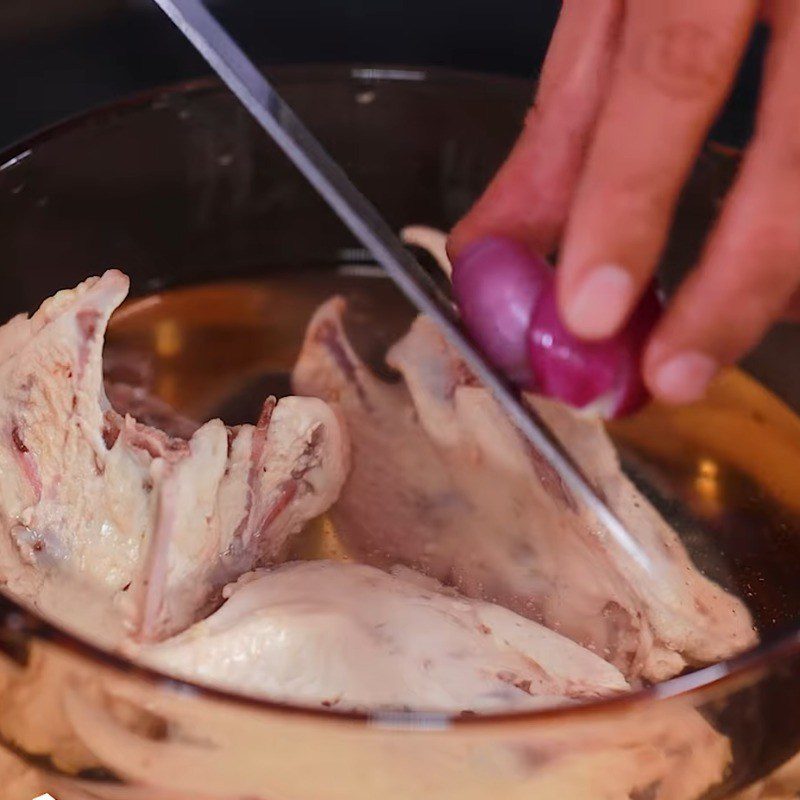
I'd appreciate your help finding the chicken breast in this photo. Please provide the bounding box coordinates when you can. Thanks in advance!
[293,298,757,681]
[140,559,629,713]
[0,271,348,641]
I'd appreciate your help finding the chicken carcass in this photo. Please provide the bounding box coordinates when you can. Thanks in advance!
[0,271,348,641]
[140,559,629,713]
[293,298,757,681]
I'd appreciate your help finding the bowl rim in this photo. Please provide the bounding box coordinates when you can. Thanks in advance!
[0,63,790,733]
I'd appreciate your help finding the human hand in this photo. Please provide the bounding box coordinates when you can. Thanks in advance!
[449,0,800,405]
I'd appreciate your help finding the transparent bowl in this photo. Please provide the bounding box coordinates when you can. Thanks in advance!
[0,65,799,800]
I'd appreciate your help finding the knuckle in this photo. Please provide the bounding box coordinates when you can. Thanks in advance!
[714,227,800,338]
[779,139,800,176]
[756,130,800,178]
[605,169,672,220]
[633,22,735,100]
[738,221,800,269]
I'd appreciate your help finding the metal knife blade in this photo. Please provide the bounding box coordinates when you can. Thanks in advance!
[151,0,656,575]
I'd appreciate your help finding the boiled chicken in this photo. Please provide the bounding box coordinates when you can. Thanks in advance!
[0,268,744,799]
[0,271,348,641]
[293,297,757,681]
[140,559,629,713]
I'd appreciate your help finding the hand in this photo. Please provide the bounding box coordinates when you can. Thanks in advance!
[449,0,800,405]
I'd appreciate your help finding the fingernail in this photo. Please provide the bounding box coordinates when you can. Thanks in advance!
[652,352,717,404]
[563,264,634,339]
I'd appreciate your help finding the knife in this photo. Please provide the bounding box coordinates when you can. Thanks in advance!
[150,0,657,575]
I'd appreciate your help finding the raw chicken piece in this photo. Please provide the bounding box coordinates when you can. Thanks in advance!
[0,748,45,800]
[402,225,452,278]
[105,383,200,440]
[103,342,200,439]
[0,634,729,800]
[293,298,757,681]
[0,272,348,641]
[140,559,629,713]
[731,747,800,800]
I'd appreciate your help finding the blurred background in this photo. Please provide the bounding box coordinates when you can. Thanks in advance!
[0,0,766,149]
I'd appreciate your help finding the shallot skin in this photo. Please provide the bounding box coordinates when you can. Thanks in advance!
[452,237,549,385]
[452,236,663,419]
[528,281,662,419]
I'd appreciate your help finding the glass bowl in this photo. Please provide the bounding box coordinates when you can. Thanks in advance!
[0,65,799,800]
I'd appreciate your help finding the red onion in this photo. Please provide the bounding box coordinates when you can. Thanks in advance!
[452,236,662,419]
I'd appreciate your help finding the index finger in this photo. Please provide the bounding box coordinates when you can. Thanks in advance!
[555,0,756,341]
[448,0,622,259]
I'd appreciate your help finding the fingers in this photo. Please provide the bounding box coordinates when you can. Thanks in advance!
[644,2,800,403]
[448,0,622,259]
[556,0,758,341]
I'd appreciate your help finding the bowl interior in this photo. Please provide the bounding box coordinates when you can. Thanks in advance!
[1,64,799,693]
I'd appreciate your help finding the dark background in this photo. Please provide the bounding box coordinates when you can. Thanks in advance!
[0,0,767,150]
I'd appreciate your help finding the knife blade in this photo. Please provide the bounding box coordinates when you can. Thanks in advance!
[151,0,657,575]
